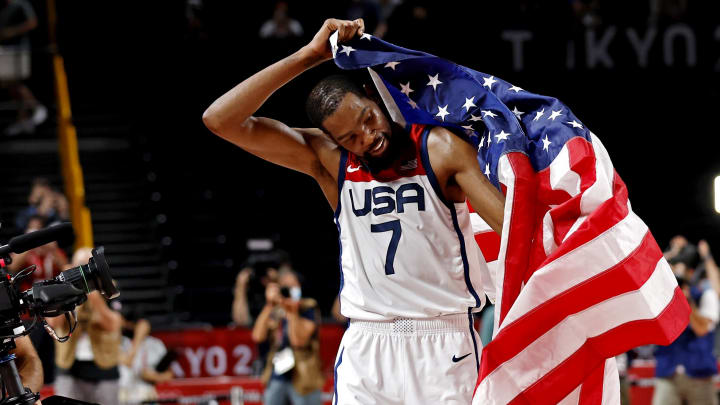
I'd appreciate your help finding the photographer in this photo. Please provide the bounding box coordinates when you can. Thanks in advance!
[48,248,122,405]
[653,236,719,405]
[252,268,323,405]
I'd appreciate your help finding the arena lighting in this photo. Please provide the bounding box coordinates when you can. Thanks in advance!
[715,176,720,214]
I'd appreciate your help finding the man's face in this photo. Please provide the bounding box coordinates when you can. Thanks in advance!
[322,92,398,168]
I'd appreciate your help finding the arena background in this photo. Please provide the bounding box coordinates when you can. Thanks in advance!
[0,1,719,404]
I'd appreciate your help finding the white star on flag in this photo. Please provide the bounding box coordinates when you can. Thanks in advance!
[567,120,583,129]
[470,114,482,122]
[426,74,442,91]
[340,45,355,57]
[484,163,491,176]
[533,108,545,121]
[482,76,497,89]
[495,130,511,142]
[462,124,474,130]
[462,96,476,112]
[385,61,400,70]
[400,82,414,96]
[512,106,524,119]
[548,109,563,121]
[436,104,450,121]
[542,134,552,151]
[508,85,523,93]
[482,110,498,118]
[479,136,485,148]
[361,33,372,41]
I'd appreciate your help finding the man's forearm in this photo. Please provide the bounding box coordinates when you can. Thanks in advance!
[251,304,274,342]
[232,286,252,326]
[13,337,43,393]
[203,46,325,134]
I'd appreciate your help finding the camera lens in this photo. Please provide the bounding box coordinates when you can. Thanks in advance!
[55,246,119,299]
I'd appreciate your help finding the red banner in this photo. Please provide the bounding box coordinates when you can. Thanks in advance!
[152,324,346,378]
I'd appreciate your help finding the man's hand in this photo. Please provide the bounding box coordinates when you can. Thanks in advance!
[235,268,252,289]
[265,283,281,306]
[304,18,365,62]
[699,240,712,260]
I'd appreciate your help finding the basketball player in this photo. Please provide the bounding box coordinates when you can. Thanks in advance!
[203,18,505,404]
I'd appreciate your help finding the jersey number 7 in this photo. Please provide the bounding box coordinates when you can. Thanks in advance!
[370,220,402,275]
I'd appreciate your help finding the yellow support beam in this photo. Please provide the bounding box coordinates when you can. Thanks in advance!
[47,0,93,249]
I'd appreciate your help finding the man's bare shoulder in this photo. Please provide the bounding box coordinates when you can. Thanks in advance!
[426,126,476,168]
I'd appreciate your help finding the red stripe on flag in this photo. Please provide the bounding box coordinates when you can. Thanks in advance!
[498,153,538,325]
[480,231,662,379]
[567,136,597,195]
[578,362,605,405]
[539,171,629,270]
[474,231,501,262]
[505,288,688,405]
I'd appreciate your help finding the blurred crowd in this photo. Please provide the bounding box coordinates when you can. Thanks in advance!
[5,178,177,405]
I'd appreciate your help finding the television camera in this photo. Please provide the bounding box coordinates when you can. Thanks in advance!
[0,222,119,405]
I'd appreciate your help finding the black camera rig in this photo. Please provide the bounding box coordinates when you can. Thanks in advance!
[0,223,119,405]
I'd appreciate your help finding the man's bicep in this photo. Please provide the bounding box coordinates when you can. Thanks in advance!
[231,117,330,177]
[452,137,505,235]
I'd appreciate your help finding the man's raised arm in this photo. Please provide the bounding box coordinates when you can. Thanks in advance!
[202,18,364,178]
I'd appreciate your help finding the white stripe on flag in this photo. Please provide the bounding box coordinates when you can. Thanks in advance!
[549,143,581,197]
[502,211,648,327]
[557,385,581,405]
[493,154,515,335]
[475,257,677,405]
[579,133,614,215]
[601,357,620,405]
[470,212,493,233]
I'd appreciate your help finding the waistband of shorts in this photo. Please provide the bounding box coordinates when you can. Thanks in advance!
[348,313,470,335]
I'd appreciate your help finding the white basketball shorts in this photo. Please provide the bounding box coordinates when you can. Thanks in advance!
[332,313,481,405]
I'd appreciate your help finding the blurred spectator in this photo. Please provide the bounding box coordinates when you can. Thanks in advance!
[232,266,280,327]
[650,0,688,24]
[252,268,323,405]
[185,0,208,42]
[345,0,380,35]
[8,215,68,291]
[15,178,69,232]
[372,0,402,38]
[382,1,432,51]
[259,1,303,39]
[118,318,175,404]
[653,237,719,405]
[0,0,46,136]
[570,0,602,28]
[50,248,123,405]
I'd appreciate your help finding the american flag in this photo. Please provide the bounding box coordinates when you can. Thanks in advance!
[330,32,690,404]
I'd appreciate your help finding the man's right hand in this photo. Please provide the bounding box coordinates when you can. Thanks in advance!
[265,282,281,306]
[304,18,365,62]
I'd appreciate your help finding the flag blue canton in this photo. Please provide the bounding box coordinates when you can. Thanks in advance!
[332,34,592,189]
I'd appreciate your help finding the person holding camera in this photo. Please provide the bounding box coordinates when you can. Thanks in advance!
[48,248,123,405]
[251,268,323,405]
[652,236,719,405]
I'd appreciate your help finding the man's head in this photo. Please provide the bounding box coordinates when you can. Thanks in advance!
[306,75,407,171]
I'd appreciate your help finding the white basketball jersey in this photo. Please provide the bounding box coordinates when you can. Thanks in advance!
[334,124,488,321]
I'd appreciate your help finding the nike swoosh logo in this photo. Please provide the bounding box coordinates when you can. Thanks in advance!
[348,166,361,173]
[452,353,472,363]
